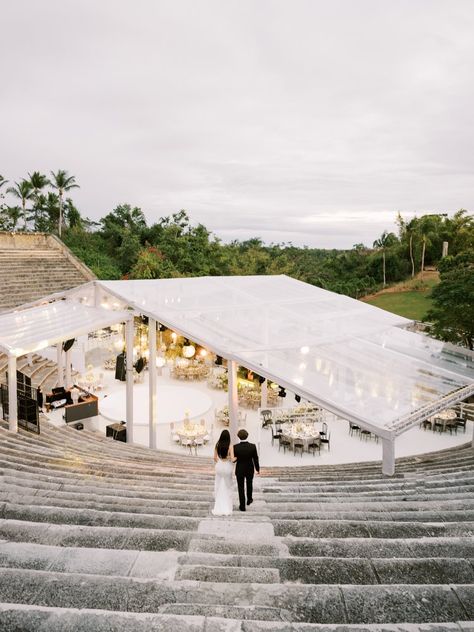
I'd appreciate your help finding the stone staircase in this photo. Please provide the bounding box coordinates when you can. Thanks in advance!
[0,232,95,312]
[0,419,473,631]
[0,351,78,393]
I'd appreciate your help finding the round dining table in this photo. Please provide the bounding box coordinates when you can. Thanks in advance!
[280,422,321,451]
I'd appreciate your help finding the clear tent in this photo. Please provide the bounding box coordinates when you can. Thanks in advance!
[95,275,474,437]
[0,300,131,357]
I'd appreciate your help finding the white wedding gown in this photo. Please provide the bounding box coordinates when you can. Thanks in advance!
[212,458,234,516]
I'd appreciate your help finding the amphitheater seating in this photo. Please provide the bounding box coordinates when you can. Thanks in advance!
[0,352,78,393]
[0,418,473,630]
[0,232,95,312]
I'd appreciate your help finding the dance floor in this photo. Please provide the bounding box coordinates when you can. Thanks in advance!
[100,383,213,426]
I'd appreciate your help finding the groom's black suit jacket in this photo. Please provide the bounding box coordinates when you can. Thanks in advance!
[234,441,259,477]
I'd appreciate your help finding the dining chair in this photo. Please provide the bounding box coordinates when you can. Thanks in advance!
[308,437,321,456]
[320,422,328,438]
[261,409,273,429]
[455,415,467,433]
[278,435,291,453]
[320,431,331,450]
[271,427,281,446]
[445,419,458,435]
[349,422,360,436]
[293,440,305,457]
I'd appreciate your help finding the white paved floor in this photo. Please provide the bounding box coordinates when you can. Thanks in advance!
[46,361,473,467]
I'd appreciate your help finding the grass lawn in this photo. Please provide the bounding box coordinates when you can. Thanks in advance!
[365,290,433,321]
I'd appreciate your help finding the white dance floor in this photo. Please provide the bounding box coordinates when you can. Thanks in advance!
[100,383,213,426]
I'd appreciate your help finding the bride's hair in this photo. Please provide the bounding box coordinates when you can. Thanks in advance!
[216,429,231,459]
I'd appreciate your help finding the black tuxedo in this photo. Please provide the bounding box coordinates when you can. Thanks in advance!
[234,441,259,510]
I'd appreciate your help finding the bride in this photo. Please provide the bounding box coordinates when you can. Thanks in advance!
[211,429,235,516]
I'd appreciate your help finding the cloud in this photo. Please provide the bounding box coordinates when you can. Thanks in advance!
[1,0,473,249]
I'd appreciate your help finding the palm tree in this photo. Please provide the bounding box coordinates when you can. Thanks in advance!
[28,171,50,229]
[50,170,79,237]
[0,175,8,192]
[6,180,34,230]
[373,231,397,288]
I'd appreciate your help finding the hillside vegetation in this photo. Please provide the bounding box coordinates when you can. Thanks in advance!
[1,169,473,346]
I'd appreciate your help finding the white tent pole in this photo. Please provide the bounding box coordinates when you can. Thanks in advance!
[260,378,268,409]
[382,436,396,476]
[125,318,134,444]
[148,318,157,450]
[7,355,18,433]
[94,282,100,307]
[56,344,64,388]
[228,359,239,442]
[65,348,72,388]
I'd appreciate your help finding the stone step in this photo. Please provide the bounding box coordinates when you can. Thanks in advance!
[175,564,281,583]
[0,567,472,624]
[272,519,474,539]
[0,519,194,551]
[0,474,213,501]
[178,552,474,585]
[264,490,474,502]
[1,502,201,531]
[2,605,469,632]
[0,604,293,629]
[0,458,214,488]
[0,481,213,508]
[263,500,474,512]
[284,537,474,559]
[0,491,211,518]
[0,541,179,580]
[265,510,474,522]
[0,468,214,498]
[189,538,281,557]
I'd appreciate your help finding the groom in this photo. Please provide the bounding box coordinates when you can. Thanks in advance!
[234,429,260,511]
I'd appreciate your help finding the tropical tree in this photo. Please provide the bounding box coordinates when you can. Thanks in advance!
[0,206,22,231]
[373,231,398,287]
[28,171,50,229]
[426,262,474,350]
[50,170,79,237]
[6,179,34,229]
[130,246,180,279]
[0,175,8,193]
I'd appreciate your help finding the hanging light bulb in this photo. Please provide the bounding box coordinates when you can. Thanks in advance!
[183,344,196,359]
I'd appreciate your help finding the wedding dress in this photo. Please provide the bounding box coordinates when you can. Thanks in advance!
[212,457,234,516]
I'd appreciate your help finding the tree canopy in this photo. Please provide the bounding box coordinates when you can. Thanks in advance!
[1,169,473,350]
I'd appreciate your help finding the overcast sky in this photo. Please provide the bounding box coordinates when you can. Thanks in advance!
[1,1,473,248]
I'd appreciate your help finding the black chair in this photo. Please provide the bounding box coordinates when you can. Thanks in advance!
[420,419,432,431]
[308,437,321,456]
[271,427,281,446]
[293,440,305,457]
[455,416,467,433]
[360,429,371,441]
[433,417,444,433]
[278,435,291,453]
[261,409,273,429]
[320,422,328,438]
[349,422,360,436]
[445,419,458,435]
[320,431,331,451]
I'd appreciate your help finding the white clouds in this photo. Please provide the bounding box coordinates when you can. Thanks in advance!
[1,0,473,248]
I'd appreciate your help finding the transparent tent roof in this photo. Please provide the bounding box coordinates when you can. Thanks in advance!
[98,275,474,436]
[0,300,131,357]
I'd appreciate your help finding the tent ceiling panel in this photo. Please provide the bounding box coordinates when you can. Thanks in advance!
[0,300,131,357]
[97,276,474,434]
